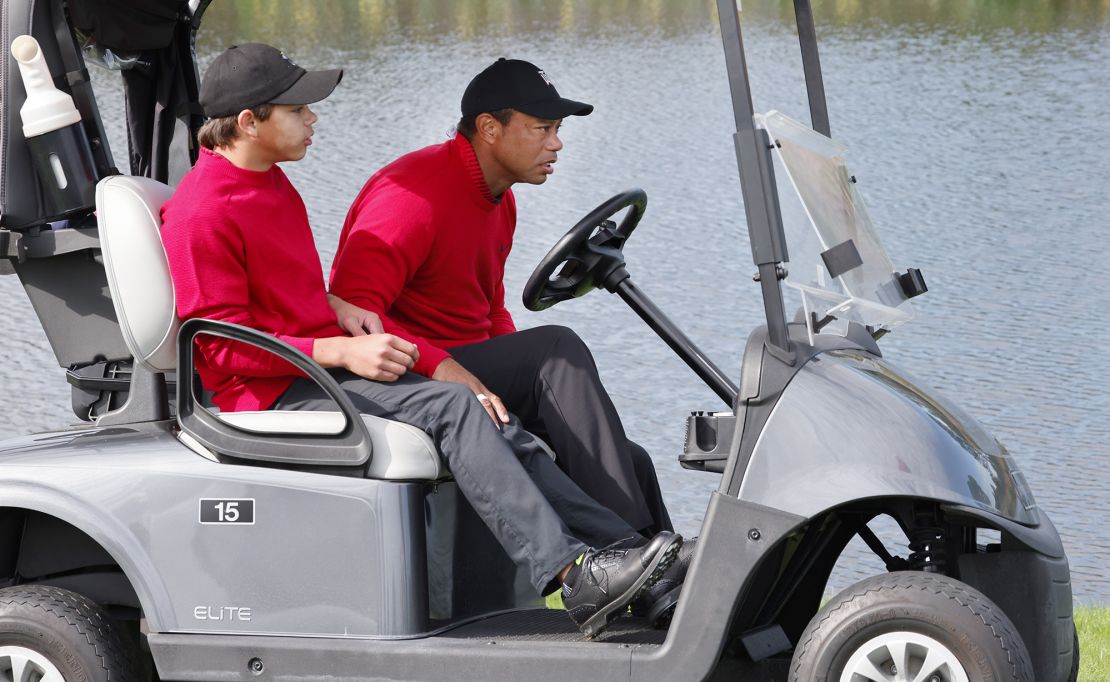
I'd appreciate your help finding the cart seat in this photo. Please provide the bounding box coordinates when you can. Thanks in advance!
[95,174,446,481]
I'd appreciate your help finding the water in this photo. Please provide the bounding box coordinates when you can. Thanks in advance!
[1,0,1107,602]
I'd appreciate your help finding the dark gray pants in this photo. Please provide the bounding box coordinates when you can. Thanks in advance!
[450,326,673,535]
[273,370,641,594]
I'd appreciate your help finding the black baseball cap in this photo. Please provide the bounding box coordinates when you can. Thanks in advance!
[200,43,343,118]
[461,58,593,120]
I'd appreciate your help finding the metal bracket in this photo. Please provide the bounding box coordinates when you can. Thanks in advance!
[1,224,102,264]
[22,226,101,258]
[96,363,169,426]
[0,230,27,271]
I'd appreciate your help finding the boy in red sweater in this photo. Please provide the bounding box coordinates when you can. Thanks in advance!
[160,43,680,637]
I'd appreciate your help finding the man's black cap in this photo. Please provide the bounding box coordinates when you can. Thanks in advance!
[200,43,343,118]
[461,58,593,120]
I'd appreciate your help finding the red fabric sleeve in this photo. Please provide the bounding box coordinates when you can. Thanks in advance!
[329,183,450,375]
[487,278,516,337]
[170,208,314,377]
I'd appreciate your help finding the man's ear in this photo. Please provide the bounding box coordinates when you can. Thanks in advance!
[236,109,258,139]
[475,112,503,145]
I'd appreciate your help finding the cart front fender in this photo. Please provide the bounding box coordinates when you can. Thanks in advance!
[738,349,1038,525]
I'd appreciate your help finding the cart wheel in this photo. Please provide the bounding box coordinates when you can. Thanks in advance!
[790,571,1032,682]
[0,584,139,681]
[1066,621,1079,682]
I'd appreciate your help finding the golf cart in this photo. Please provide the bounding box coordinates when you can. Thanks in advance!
[0,0,1077,679]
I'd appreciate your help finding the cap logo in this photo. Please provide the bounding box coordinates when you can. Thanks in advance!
[537,69,554,88]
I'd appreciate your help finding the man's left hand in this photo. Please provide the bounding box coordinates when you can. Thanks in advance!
[432,358,510,428]
[328,294,385,336]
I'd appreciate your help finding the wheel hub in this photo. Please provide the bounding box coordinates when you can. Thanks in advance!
[0,645,64,682]
[840,631,969,682]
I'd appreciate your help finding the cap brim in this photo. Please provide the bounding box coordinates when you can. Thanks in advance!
[516,97,594,120]
[270,68,344,106]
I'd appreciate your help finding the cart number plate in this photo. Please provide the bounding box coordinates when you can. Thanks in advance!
[199,498,255,525]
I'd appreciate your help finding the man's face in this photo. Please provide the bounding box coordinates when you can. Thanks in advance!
[489,111,564,186]
[253,103,317,164]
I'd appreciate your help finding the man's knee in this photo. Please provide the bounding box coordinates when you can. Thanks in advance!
[533,325,591,362]
[628,441,659,479]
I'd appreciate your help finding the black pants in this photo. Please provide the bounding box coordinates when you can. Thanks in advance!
[450,325,673,535]
[273,369,641,594]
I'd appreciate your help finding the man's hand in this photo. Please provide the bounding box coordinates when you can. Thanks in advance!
[327,294,384,336]
[432,357,509,427]
[314,334,419,382]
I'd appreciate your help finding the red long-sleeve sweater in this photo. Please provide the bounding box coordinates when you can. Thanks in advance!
[161,148,343,412]
[329,135,517,376]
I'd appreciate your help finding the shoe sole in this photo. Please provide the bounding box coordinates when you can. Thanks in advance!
[647,584,682,629]
[580,535,683,639]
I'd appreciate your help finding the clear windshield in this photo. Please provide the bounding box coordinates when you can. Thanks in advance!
[754,111,913,338]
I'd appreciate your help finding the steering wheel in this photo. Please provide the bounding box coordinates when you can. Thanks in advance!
[523,189,647,312]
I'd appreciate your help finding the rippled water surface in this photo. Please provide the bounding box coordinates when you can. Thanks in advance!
[1,1,1108,601]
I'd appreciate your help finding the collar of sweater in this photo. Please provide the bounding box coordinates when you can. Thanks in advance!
[199,147,279,188]
[452,134,503,212]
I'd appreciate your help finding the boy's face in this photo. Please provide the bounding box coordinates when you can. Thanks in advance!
[252,103,317,164]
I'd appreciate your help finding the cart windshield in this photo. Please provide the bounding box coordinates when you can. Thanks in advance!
[755,111,913,338]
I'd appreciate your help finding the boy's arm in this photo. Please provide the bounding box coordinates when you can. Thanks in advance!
[166,210,318,377]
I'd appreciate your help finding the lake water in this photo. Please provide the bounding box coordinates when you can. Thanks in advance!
[1,0,1107,603]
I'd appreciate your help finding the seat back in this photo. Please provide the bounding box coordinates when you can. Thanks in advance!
[96,175,179,372]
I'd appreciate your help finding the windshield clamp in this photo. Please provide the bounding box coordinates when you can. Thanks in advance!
[897,268,928,298]
[751,265,788,283]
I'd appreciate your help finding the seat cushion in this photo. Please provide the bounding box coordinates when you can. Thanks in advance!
[217,411,447,481]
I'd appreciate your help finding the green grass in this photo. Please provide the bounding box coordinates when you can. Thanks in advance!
[1077,606,1110,682]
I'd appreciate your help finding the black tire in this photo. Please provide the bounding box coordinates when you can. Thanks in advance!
[0,584,139,681]
[1066,621,1079,682]
[790,572,1032,682]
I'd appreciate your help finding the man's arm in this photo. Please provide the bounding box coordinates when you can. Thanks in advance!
[488,191,517,337]
[487,278,517,338]
[329,183,450,375]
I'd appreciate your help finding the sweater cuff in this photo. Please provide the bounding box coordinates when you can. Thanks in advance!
[279,335,316,361]
[413,343,450,377]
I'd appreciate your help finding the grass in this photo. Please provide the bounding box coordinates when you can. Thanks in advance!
[1077,606,1110,681]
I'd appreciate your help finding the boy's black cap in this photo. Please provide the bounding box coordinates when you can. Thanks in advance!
[461,58,592,120]
[200,43,343,118]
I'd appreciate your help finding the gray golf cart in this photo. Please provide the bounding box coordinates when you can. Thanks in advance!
[0,0,1077,680]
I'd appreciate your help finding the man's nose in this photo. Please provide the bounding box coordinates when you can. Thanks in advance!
[305,106,318,125]
[548,132,563,152]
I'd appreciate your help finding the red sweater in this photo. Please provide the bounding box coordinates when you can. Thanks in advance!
[161,148,343,412]
[330,135,517,376]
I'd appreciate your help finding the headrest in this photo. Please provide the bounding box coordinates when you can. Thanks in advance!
[96,175,178,373]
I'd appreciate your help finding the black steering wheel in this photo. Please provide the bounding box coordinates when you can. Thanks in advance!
[523,189,647,312]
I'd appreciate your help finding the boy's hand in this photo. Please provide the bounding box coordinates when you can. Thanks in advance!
[314,334,419,382]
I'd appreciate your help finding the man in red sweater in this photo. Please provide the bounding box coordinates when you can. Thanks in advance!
[160,44,681,637]
[329,59,673,539]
